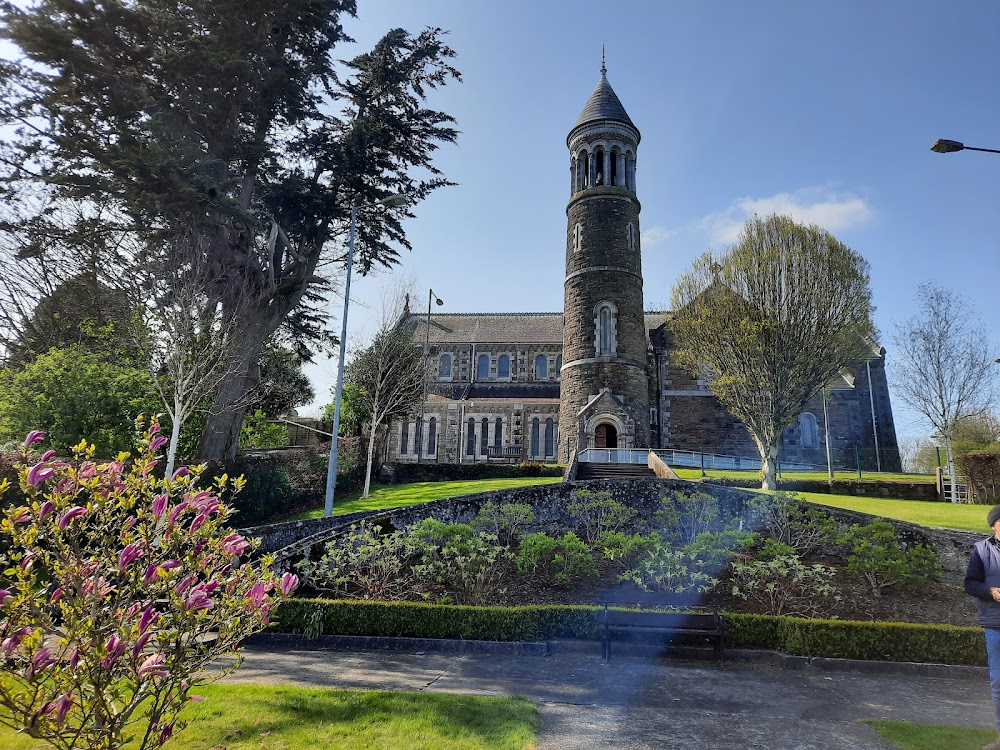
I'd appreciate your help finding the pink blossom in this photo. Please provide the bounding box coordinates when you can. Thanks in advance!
[27,463,55,487]
[167,501,188,525]
[118,543,144,571]
[247,582,268,608]
[152,494,169,519]
[173,574,197,595]
[159,721,175,743]
[279,572,299,596]
[29,648,56,678]
[40,449,56,462]
[183,587,213,612]
[69,648,80,670]
[138,653,170,681]
[102,635,125,670]
[20,552,36,570]
[148,422,161,436]
[0,588,11,605]
[143,559,181,583]
[38,501,55,520]
[150,436,168,452]
[131,630,153,660]
[171,466,190,480]
[1,635,21,657]
[11,507,31,524]
[138,606,160,633]
[121,516,138,538]
[57,506,87,529]
[188,694,204,702]
[141,460,157,476]
[189,513,207,533]
[220,533,249,557]
[50,587,64,604]
[46,692,74,722]
[78,462,96,479]
[81,577,114,599]
[23,430,45,448]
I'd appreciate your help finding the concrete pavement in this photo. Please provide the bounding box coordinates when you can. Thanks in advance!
[216,639,996,749]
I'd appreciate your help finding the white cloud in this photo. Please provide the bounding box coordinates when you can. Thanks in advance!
[700,188,875,246]
[641,225,676,247]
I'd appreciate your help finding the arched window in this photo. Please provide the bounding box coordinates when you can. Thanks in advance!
[800,412,819,449]
[498,353,510,379]
[480,418,489,456]
[535,354,547,380]
[466,418,475,456]
[428,417,437,454]
[494,417,503,449]
[544,418,554,458]
[438,353,452,379]
[530,418,540,458]
[555,354,562,380]
[400,421,409,455]
[609,148,619,186]
[594,147,605,185]
[579,149,589,188]
[596,302,617,357]
[625,151,635,191]
[415,419,424,456]
[477,353,490,380]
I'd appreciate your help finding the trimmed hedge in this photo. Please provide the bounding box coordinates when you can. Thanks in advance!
[388,461,564,484]
[703,477,939,501]
[273,598,986,666]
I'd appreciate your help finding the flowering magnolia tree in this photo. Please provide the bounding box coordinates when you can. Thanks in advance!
[0,419,297,749]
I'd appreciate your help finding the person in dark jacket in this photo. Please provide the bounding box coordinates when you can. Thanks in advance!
[964,504,1000,750]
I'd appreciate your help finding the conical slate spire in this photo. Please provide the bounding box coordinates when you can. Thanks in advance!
[573,64,635,130]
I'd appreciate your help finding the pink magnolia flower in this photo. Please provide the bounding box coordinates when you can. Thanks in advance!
[40,449,56,462]
[148,422,161,436]
[159,721,175,743]
[131,630,154,660]
[20,552,36,570]
[246,582,268,609]
[102,635,126,670]
[150,436,168,452]
[220,533,249,557]
[38,501,55,520]
[50,587,64,604]
[189,513,207,533]
[0,588,12,606]
[183,586,213,612]
[143,559,181,583]
[69,648,80,670]
[167,501,189,526]
[29,648,57,678]
[171,466,190,480]
[118,543,145,571]
[188,694,204,702]
[78,462,97,479]
[11,507,31,524]
[27,463,55,487]
[152,494,169,519]
[47,692,74,722]
[57,506,87,529]
[279,572,299,596]
[173,574,197,595]
[141,460,157,476]
[138,606,160,633]
[23,430,45,448]
[138,653,170,681]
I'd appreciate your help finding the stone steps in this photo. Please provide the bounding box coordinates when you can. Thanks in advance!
[576,462,657,480]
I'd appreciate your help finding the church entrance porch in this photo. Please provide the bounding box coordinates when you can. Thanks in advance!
[594,423,618,449]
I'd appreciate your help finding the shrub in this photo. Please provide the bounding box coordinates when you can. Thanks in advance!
[595,530,659,563]
[0,421,295,750]
[747,491,839,554]
[237,410,289,451]
[473,501,536,545]
[656,489,720,544]
[621,546,718,594]
[297,521,417,601]
[567,489,637,545]
[411,529,513,605]
[957,451,1000,504]
[730,553,840,617]
[839,520,942,597]
[515,532,596,585]
[684,529,756,569]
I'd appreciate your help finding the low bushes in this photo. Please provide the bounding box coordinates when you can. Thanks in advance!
[272,598,987,666]
[703,476,938,501]
[389,461,564,484]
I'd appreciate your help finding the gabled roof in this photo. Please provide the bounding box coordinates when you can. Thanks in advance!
[573,67,637,132]
[404,312,563,345]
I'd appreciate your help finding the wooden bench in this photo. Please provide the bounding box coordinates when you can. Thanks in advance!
[599,591,726,664]
[486,445,523,463]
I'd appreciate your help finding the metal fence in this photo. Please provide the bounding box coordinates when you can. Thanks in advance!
[577,447,823,472]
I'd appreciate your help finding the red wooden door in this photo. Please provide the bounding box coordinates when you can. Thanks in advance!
[595,424,607,448]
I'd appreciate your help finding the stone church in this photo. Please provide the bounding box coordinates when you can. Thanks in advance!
[389,65,901,472]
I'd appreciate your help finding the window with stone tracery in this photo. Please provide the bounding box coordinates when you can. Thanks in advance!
[595,301,618,357]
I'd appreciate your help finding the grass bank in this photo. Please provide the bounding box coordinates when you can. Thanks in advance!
[287,477,563,521]
[866,720,996,750]
[0,683,539,750]
[798,491,987,533]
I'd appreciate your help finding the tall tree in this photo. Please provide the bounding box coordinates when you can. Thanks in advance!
[670,214,877,490]
[0,0,460,459]
[891,284,999,502]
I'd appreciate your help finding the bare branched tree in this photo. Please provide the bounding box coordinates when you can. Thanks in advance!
[670,214,877,490]
[891,283,999,502]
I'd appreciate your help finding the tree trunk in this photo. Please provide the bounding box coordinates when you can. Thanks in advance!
[195,347,259,460]
[945,433,958,503]
[165,398,183,478]
[757,439,780,491]
[363,420,379,498]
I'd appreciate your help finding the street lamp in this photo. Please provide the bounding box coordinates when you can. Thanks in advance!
[930,138,1000,155]
[324,193,407,518]
[416,289,444,463]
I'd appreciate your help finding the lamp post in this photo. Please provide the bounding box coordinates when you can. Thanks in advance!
[324,194,407,518]
[416,289,444,463]
[930,139,1000,155]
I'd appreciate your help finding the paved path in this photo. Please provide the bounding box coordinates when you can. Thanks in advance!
[219,645,996,749]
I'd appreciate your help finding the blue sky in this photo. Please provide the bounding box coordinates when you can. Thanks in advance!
[302,1,1000,444]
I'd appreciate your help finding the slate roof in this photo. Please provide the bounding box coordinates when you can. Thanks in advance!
[573,68,637,132]
[465,382,561,401]
[405,313,563,345]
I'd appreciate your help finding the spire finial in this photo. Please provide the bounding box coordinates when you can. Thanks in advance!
[601,45,606,75]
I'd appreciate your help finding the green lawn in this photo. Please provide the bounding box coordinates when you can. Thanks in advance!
[797,491,989,533]
[866,719,996,750]
[672,467,934,483]
[287,477,564,521]
[0,683,539,750]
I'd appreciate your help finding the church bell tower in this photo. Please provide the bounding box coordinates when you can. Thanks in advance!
[558,62,650,462]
